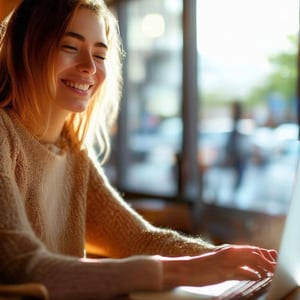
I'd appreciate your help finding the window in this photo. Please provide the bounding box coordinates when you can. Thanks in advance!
[107,0,183,198]
[106,0,299,215]
[197,0,299,214]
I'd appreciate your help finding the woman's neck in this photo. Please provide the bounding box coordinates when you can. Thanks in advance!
[39,109,69,145]
[12,105,70,145]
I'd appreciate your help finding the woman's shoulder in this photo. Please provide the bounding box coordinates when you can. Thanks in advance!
[0,107,10,121]
[0,108,38,158]
[0,108,31,145]
[0,108,41,149]
[0,108,23,162]
[0,108,17,135]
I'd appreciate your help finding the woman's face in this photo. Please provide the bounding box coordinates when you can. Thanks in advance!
[54,8,107,113]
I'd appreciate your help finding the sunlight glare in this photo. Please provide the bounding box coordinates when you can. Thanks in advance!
[142,14,165,39]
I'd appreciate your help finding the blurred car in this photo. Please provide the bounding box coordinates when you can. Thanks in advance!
[249,123,299,165]
[129,117,254,170]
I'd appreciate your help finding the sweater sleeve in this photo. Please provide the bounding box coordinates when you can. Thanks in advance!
[85,158,216,259]
[0,116,163,300]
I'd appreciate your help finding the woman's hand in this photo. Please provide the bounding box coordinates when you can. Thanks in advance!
[160,245,277,289]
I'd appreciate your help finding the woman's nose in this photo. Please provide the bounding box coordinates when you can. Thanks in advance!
[76,52,96,74]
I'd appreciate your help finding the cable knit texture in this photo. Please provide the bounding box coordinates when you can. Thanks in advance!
[0,108,214,299]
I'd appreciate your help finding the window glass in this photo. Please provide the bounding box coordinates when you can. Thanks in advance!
[123,0,183,196]
[197,0,299,213]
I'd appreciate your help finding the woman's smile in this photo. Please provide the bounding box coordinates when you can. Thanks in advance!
[62,79,94,93]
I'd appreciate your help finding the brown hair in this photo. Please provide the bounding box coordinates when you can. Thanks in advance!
[0,0,123,161]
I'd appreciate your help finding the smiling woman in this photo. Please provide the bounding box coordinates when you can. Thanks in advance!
[0,0,122,156]
[0,1,277,300]
[54,8,108,113]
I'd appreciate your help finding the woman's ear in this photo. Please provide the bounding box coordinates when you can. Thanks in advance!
[0,0,21,23]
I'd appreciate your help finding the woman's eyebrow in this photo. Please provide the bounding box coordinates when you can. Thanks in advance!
[64,31,108,49]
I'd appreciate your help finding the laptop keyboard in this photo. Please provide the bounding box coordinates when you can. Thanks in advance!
[217,277,272,299]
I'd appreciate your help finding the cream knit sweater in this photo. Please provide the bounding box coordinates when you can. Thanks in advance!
[0,108,214,299]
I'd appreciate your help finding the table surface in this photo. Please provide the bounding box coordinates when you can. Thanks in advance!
[285,287,300,300]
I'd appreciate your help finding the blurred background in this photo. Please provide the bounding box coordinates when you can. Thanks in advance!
[2,0,298,250]
[104,0,300,250]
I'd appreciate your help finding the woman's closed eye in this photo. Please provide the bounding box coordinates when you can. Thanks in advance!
[62,45,77,52]
[94,54,106,61]
[61,45,106,61]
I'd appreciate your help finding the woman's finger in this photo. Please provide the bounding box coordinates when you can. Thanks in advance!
[256,248,278,262]
[237,266,263,281]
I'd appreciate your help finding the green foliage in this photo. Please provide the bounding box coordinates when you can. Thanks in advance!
[246,35,298,106]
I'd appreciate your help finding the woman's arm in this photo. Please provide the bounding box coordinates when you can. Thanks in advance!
[85,158,276,262]
[85,157,277,287]
[85,160,217,258]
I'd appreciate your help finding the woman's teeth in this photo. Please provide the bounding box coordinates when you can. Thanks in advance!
[65,81,90,91]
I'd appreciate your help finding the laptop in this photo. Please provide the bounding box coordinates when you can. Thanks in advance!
[131,142,300,300]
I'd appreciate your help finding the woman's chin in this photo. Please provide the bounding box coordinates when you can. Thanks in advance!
[62,101,90,113]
